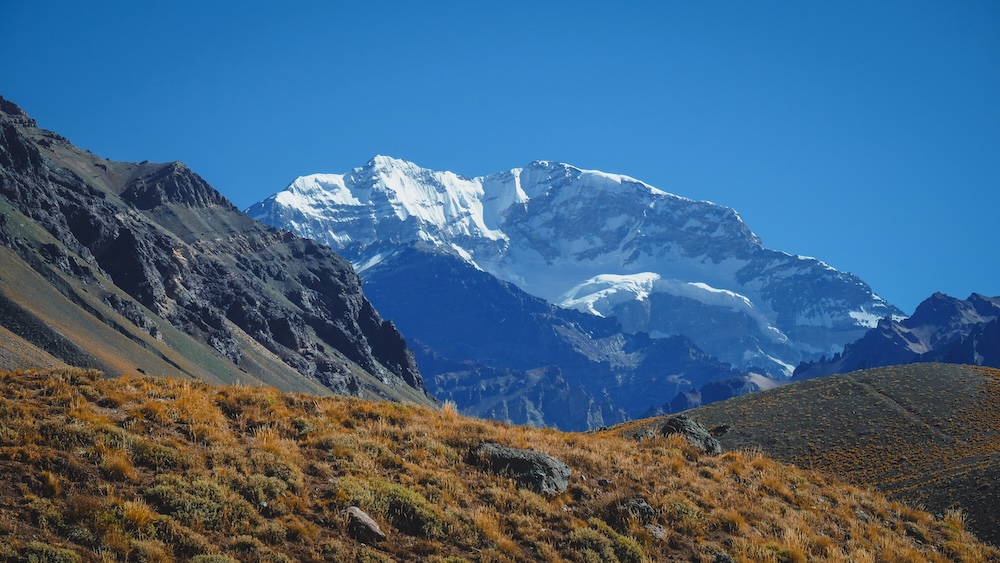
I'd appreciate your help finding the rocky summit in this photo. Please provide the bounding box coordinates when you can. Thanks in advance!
[0,97,431,405]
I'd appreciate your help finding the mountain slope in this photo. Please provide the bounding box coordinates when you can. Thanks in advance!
[249,156,901,377]
[622,363,1000,547]
[1,367,995,562]
[358,245,753,429]
[0,97,431,405]
[795,292,1000,378]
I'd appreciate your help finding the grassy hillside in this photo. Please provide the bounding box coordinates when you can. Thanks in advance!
[1,369,996,562]
[631,363,1000,547]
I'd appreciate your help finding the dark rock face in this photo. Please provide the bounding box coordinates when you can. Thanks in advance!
[469,442,571,495]
[344,506,386,544]
[0,97,427,401]
[795,292,1000,379]
[121,162,235,210]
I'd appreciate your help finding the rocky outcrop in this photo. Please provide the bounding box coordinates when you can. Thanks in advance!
[469,442,571,495]
[0,96,429,403]
[121,162,236,210]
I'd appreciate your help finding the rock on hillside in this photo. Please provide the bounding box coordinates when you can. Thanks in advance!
[0,97,430,404]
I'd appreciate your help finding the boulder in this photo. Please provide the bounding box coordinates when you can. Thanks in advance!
[660,414,722,454]
[616,497,655,525]
[470,442,571,495]
[345,506,386,545]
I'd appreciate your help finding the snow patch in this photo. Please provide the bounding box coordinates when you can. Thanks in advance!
[848,309,883,328]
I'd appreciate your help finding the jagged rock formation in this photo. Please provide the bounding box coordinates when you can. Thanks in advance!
[795,292,1000,379]
[0,97,430,404]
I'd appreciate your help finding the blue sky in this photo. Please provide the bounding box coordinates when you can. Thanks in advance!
[2,1,998,314]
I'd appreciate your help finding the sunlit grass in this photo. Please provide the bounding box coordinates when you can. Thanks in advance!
[0,368,996,562]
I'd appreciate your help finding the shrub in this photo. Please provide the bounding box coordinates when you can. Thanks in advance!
[567,519,646,563]
[100,449,136,481]
[129,539,172,563]
[133,439,187,470]
[334,476,447,538]
[26,494,63,531]
[152,518,213,557]
[21,541,80,563]
[146,475,257,533]
[190,555,239,563]
[664,499,705,535]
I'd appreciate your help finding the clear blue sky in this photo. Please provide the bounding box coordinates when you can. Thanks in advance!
[2,1,998,315]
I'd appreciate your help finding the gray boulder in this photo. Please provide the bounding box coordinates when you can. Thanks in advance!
[470,442,571,495]
[345,506,386,544]
[660,414,722,454]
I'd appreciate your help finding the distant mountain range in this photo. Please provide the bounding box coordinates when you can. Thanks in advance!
[249,156,900,428]
[795,292,1000,378]
[0,97,432,405]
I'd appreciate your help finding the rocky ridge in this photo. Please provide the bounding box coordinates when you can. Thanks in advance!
[795,292,1000,379]
[0,97,430,404]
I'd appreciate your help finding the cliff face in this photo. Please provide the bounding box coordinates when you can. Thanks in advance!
[0,97,429,404]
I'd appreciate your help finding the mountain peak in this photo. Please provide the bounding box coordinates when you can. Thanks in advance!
[0,97,36,127]
[121,160,237,210]
[366,154,415,169]
[251,157,902,377]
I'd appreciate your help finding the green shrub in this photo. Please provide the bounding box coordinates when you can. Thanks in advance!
[26,494,63,531]
[21,541,80,563]
[335,476,447,538]
[152,518,213,557]
[568,519,645,563]
[190,555,239,563]
[146,475,257,532]
[133,439,187,470]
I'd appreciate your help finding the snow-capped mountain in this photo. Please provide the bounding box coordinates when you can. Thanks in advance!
[249,156,900,376]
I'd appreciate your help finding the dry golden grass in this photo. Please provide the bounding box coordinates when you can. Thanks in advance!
[0,368,997,562]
